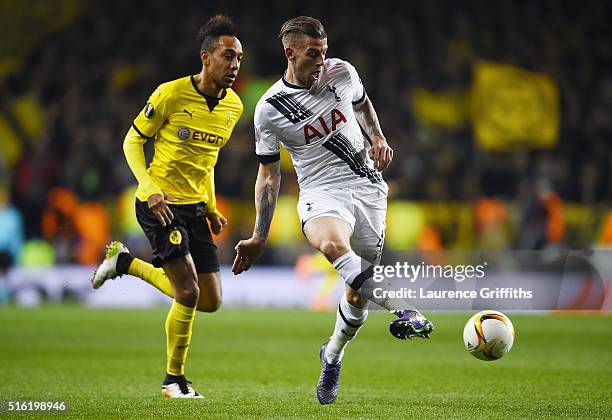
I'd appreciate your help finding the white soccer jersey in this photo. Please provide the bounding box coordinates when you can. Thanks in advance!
[254,58,384,190]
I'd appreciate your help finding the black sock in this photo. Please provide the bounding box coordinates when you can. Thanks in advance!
[163,373,186,385]
[116,252,134,275]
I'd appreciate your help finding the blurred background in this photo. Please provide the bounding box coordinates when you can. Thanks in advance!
[0,0,611,307]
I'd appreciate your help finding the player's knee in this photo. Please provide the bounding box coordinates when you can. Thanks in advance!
[319,240,351,262]
[197,293,222,313]
[175,278,200,306]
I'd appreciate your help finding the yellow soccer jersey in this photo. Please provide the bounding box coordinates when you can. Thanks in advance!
[130,76,243,205]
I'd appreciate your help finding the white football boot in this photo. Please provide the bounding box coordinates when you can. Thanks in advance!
[91,241,129,289]
[161,381,204,399]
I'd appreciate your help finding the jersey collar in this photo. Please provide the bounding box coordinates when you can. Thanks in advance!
[190,75,226,111]
[281,74,308,90]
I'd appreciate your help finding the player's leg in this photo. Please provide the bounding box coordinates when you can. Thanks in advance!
[317,284,369,402]
[303,215,354,263]
[93,201,204,398]
[160,254,203,399]
[303,215,368,404]
[92,200,219,311]
[324,285,368,363]
[350,185,434,340]
[303,215,379,304]
[187,202,222,313]
[160,200,226,399]
[161,199,223,398]
[93,247,219,312]
[195,272,222,312]
[92,244,174,297]
[305,217,371,363]
[92,200,174,296]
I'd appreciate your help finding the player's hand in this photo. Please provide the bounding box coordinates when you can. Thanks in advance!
[148,192,178,227]
[207,212,227,235]
[369,137,393,171]
[232,236,266,275]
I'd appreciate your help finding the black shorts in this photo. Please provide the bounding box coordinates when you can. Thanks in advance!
[135,200,219,273]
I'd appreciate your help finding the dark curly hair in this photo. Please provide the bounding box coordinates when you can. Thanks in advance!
[197,15,238,52]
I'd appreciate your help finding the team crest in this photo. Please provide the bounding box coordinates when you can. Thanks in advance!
[226,111,235,128]
[144,103,155,119]
[177,127,190,140]
[328,85,341,101]
[169,229,182,245]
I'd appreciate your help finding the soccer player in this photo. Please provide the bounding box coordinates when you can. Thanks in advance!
[91,15,243,398]
[232,17,433,404]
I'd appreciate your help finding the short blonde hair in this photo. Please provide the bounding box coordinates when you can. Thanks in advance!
[279,16,326,48]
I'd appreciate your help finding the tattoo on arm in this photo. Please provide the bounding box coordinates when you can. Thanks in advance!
[254,163,281,238]
[354,98,384,139]
[255,184,275,237]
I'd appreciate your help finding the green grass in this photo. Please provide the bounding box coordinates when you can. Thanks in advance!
[0,306,611,419]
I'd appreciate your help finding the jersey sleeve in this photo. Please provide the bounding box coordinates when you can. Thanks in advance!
[203,168,220,215]
[254,102,281,164]
[132,84,172,138]
[345,61,366,104]
[123,126,163,199]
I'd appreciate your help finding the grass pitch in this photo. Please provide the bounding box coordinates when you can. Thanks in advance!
[1,306,611,418]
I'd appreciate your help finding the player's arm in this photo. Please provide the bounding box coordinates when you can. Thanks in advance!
[346,60,393,171]
[203,168,227,235]
[353,96,393,171]
[232,160,281,275]
[123,128,176,226]
[124,85,177,226]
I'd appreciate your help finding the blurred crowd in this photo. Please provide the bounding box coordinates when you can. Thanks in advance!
[1,0,612,268]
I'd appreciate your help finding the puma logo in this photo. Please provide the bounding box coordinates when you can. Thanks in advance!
[183,109,195,118]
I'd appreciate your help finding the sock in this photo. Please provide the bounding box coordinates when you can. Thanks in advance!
[333,251,415,312]
[116,252,134,275]
[163,373,186,385]
[165,300,196,376]
[126,257,174,298]
[324,294,368,363]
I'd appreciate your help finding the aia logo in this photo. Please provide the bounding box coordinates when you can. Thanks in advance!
[304,108,347,144]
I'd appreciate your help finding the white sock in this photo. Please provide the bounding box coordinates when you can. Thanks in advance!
[332,251,366,288]
[324,294,368,363]
[333,251,415,312]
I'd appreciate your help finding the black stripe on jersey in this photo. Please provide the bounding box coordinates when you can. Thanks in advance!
[323,132,383,184]
[265,91,313,124]
[352,88,367,105]
[257,153,281,164]
[132,124,153,139]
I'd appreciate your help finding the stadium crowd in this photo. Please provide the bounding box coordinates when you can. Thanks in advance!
[1,0,611,267]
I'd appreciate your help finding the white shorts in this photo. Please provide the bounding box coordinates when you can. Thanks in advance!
[297,182,388,264]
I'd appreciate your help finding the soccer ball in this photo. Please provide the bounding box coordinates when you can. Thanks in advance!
[463,310,515,361]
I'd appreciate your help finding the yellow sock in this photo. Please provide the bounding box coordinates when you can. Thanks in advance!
[128,258,174,297]
[165,300,196,376]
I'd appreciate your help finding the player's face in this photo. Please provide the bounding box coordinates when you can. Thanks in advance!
[204,35,243,89]
[288,37,328,87]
